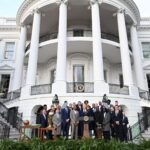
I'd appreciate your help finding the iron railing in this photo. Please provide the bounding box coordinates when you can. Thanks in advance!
[25,30,121,52]
[139,88,150,100]
[31,84,52,95]
[109,83,129,95]
[67,82,94,93]
[129,112,150,140]
[0,121,10,139]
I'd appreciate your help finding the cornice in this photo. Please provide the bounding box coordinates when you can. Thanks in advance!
[16,0,141,24]
[0,25,19,32]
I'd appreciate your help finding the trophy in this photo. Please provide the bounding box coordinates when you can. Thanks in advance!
[47,112,54,128]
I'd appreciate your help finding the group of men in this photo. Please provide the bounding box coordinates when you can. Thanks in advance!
[36,94,129,142]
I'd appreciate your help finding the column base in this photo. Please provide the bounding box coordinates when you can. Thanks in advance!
[94,81,109,95]
[52,81,66,94]
[129,85,139,98]
[20,85,31,99]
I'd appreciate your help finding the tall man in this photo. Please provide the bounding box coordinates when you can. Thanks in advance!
[61,101,70,139]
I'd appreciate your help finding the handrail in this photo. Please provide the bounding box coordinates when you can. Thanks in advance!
[25,30,122,52]
[0,120,10,139]
[109,83,129,95]
[67,82,94,93]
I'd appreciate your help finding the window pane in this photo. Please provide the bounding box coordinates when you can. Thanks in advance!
[73,30,84,37]
[50,69,56,83]
[4,42,15,59]
[0,74,10,94]
[142,42,150,58]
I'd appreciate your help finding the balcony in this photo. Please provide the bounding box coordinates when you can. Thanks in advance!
[67,82,94,93]
[109,83,129,95]
[139,89,150,101]
[25,30,120,52]
[31,84,52,95]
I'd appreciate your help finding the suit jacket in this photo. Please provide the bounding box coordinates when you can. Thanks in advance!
[52,113,61,126]
[122,116,128,127]
[61,107,70,123]
[94,111,103,125]
[39,113,48,127]
[113,112,123,125]
[70,110,79,123]
[102,112,110,131]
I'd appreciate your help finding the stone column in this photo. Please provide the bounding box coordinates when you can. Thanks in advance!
[13,25,27,91]
[117,10,133,86]
[91,0,108,94]
[52,0,67,94]
[130,25,145,90]
[21,10,41,98]
[26,10,41,86]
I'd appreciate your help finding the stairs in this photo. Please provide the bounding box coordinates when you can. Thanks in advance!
[142,127,150,140]
[0,115,20,140]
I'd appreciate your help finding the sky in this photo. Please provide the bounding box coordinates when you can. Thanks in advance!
[0,0,149,18]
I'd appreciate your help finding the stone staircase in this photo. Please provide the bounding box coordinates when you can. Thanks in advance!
[142,127,150,140]
[0,115,20,140]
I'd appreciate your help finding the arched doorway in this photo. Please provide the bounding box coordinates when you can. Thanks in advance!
[31,105,43,125]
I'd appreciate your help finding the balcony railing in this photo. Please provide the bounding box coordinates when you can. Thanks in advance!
[67,82,94,93]
[139,88,150,100]
[31,84,52,95]
[109,83,129,95]
[25,30,121,52]
[143,51,150,59]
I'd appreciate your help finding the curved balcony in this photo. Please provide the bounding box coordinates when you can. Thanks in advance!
[25,29,132,53]
[25,30,120,52]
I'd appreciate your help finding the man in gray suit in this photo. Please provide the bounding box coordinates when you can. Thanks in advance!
[102,106,110,140]
[70,104,79,139]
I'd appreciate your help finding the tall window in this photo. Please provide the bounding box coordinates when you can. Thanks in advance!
[119,74,124,88]
[142,42,150,59]
[50,69,56,84]
[147,74,150,92]
[73,65,84,82]
[4,42,15,59]
[0,74,10,98]
[104,70,107,82]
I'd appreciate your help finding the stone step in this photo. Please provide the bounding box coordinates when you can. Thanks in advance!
[9,134,20,140]
[142,133,150,138]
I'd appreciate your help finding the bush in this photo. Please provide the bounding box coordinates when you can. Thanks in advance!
[0,138,150,150]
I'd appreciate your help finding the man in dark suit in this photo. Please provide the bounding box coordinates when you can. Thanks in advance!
[93,106,103,138]
[61,101,70,139]
[39,108,48,127]
[113,106,123,141]
[122,111,129,142]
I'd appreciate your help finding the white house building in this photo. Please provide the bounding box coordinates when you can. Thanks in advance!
[0,0,150,126]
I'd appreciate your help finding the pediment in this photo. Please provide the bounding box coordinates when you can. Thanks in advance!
[0,64,14,70]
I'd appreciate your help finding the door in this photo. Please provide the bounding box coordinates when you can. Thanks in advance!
[73,65,84,92]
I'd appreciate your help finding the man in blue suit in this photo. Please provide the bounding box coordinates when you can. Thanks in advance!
[61,101,70,139]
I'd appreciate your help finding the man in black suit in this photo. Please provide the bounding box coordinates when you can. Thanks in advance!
[122,111,129,142]
[40,108,48,127]
[113,106,123,141]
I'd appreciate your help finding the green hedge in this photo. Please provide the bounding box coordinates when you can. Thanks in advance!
[0,138,150,150]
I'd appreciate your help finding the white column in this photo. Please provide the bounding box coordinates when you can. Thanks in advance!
[117,10,133,86]
[130,25,145,90]
[91,0,108,94]
[52,1,67,94]
[26,10,41,86]
[13,25,27,90]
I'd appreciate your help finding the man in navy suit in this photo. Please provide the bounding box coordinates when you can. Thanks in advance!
[39,108,48,127]
[61,101,70,139]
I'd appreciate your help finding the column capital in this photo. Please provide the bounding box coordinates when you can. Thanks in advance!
[56,0,68,5]
[90,0,103,5]
[117,8,125,14]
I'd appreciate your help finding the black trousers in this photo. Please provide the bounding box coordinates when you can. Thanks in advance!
[103,131,110,140]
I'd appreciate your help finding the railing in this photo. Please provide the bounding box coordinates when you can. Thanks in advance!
[109,83,129,95]
[0,121,10,139]
[67,82,94,93]
[1,89,21,103]
[25,30,121,52]
[129,112,150,140]
[139,88,150,100]
[31,84,52,95]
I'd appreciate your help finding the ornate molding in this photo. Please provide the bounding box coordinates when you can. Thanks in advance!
[56,0,68,5]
